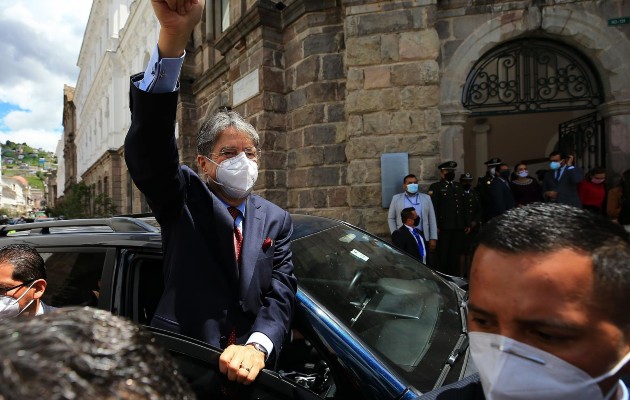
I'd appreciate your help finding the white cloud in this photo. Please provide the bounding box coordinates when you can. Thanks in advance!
[0,1,93,152]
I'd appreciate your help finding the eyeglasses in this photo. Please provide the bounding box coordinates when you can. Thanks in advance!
[211,147,259,161]
[0,280,34,296]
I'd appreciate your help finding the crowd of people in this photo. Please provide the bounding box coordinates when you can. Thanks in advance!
[389,152,630,277]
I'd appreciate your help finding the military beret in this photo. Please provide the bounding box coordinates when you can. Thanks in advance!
[484,157,502,166]
[438,161,457,170]
[460,172,473,181]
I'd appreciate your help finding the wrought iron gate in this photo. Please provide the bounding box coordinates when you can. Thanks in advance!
[558,112,605,170]
[462,39,603,116]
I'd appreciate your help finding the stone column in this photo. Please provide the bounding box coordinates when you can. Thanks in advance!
[439,104,470,176]
[472,118,491,178]
[598,100,630,177]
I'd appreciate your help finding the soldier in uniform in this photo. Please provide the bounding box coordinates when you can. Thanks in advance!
[460,172,482,277]
[428,161,466,276]
[476,157,502,223]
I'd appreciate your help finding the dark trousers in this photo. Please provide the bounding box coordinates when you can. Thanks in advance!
[436,229,465,276]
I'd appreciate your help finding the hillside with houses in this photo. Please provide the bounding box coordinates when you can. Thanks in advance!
[0,141,56,217]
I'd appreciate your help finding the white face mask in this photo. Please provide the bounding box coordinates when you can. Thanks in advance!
[489,167,496,176]
[469,332,630,400]
[0,281,36,320]
[205,152,258,199]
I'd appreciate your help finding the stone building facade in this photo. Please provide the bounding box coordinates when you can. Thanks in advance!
[63,0,630,237]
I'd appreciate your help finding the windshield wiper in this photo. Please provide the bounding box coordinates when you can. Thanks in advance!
[433,333,469,389]
[349,295,372,327]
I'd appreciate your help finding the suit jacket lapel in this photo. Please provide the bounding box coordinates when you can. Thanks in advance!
[240,196,265,299]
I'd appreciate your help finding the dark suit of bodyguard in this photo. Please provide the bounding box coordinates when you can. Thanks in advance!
[476,158,502,222]
[428,161,466,276]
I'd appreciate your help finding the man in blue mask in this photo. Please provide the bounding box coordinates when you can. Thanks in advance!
[421,203,630,400]
[0,244,54,320]
[542,151,584,208]
[388,174,437,266]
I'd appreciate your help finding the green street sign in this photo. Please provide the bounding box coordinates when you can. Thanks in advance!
[608,17,630,26]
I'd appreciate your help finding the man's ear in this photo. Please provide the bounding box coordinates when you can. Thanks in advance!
[197,155,208,173]
[32,279,47,299]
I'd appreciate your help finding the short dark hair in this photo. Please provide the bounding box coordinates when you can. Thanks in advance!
[403,174,417,184]
[549,150,567,159]
[476,202,630,326]
[0,244,46,282]
[513,162,527,172]
[589,166,606,176]
[401,207,416,223]
[0,307,194,399]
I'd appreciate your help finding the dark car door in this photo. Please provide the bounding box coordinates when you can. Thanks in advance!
[150,328,322,400]
[117,252,323,400]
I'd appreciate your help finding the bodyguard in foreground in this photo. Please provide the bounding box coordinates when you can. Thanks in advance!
[423,202,630,400]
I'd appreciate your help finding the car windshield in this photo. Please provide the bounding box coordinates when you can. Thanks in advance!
[291,223,462,391]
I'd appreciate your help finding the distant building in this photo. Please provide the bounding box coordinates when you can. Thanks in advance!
[1,176,28,214]
[61,85,78,194]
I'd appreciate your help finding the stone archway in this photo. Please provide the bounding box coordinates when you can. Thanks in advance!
[439,6,630,175]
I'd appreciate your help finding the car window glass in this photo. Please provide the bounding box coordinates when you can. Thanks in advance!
[291,225,462,391]
[39,251,105,307]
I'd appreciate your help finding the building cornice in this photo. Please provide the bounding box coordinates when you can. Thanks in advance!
[215,1,282,55]
[80,149,120,179]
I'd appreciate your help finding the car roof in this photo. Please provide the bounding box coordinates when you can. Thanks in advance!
[0,214,345,247]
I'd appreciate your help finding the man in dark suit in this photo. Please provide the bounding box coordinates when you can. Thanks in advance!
[391,207,427,263]
[460,173,482,277]
[421,203,630,399]
[542,151,584,208]
[476,157,502,222]
[0,244,54,319]
[489,162,515,219]
[124,1,296,385]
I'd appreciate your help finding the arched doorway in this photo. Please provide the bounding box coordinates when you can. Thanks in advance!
[461,38,605,177]
[438,7,630,180]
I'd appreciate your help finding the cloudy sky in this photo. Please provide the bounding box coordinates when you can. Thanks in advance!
[0,1,93,153]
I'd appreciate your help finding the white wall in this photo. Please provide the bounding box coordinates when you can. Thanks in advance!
[75,0,159,177]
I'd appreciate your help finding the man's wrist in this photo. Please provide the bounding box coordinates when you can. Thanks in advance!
[247,342,268,358]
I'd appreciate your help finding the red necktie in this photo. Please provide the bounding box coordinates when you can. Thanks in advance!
[226,206,242,347]
[228,206,243,265]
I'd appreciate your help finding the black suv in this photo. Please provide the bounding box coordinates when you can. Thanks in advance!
[0,216,472,400]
